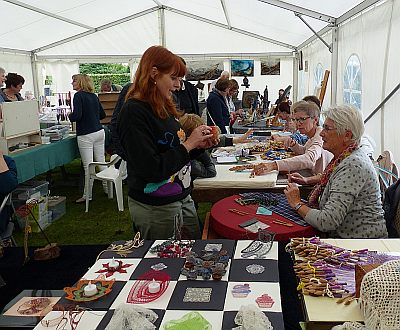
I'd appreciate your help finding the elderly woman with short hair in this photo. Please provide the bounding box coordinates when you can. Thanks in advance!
[285,105,388,238]
[252,100,333,176]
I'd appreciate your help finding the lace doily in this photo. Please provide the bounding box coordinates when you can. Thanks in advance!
[105,303,158,330]
[332,260,400,330]
[233,304,273,330]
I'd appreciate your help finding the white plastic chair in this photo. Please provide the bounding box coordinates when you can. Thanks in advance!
[85,155,127,212]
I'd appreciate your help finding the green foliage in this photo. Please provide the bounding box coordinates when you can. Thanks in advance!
[79,63,131,92]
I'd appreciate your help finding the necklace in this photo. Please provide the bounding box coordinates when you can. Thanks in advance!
[3,90,17,99]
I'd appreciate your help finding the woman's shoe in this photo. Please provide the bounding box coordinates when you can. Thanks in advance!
[75,197,86,204]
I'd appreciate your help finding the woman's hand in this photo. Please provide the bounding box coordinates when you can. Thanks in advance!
[288,172,308,185]
[183,125,215,151]
[284,182,301,208]
[234,129,254,144]
[284,137,296,150]
[250,162,277,177]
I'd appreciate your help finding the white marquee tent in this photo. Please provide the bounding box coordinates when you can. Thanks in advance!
[1,0,399,160]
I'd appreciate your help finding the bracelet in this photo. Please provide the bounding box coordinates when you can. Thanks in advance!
[293,202,304,212]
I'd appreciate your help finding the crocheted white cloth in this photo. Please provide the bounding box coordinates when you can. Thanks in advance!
[332,260,400,330]
[233,304,273,330]
[105,303,158,330]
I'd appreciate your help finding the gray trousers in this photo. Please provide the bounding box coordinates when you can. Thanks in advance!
[128,195,201,240]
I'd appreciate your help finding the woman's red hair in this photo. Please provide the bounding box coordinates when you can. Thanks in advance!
[126,46,186,119]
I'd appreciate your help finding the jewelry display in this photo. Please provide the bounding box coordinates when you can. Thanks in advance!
[96,232,144,261]
[163,311,211,329]
[17,297,51,315]
[40,305,66,328]
[231,284,251,298]
[64,279,115,302]
[181,250,229,280]
[127,270,170,304]
[183,287,212,303]
[149,240,194,258]
[95,259,133,277]
[246,264,265,274]
[256,294,275,308]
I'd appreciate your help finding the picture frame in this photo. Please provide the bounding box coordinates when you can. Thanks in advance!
[231,60,254,77]
[242,91,260,109]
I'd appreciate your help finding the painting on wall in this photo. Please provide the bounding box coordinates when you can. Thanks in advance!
[230,60,254,77]
[185,60,224,81]
[261,58,280,75]
[242,91,260,109]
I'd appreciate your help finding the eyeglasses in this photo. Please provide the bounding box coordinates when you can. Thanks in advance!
[293,116,311,123]
[322,124,337,131]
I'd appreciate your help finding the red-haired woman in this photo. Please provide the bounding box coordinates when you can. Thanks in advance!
[118,46,215,240]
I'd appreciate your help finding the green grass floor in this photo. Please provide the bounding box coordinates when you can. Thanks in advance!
[13,160,212,246]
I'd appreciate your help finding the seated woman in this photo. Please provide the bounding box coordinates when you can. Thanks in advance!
[206,78,230,134]
[252,100,333,176]
[284,105,388,238]
[0,73,24,102]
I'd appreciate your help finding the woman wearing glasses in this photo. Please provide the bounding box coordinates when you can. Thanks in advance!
[252,100,333,176]
[284,105,387,238]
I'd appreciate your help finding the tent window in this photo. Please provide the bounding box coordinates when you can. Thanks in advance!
[314,63,323,91]
[343,54,362,110]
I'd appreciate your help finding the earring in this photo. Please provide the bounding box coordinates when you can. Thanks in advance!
[154,81,157,85]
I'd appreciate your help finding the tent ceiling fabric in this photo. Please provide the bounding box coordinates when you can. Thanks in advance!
[0,0,366,57]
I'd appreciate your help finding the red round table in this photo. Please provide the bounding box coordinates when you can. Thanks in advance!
[210,194,318,241]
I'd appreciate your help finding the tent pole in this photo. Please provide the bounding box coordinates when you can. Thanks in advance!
[330,26,338,106]
[30,52,39,99]
[158,6,166,47]
[293,52,299,101]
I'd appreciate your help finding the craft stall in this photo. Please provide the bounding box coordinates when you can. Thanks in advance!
[287,237,400,330]
[1,236,285,330]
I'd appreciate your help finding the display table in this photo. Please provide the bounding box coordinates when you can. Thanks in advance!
[210,194,318,240]
[298,238,400,330]
[24,239,286,330]
[8,135,79,183]
[193,165,282,203]
[231,118,283,134]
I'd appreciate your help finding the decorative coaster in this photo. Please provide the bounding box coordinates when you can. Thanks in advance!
[95,260,133,277]
[183,288,212,303]
[256,294,275,308]
[246,264,265,274]
[64,279,115,302]
[231,284,251,298]
[151,263,168,271]
[127,270,170,304]
[204,243,222,252]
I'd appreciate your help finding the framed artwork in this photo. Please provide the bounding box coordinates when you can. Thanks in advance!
[261,58,280,75]
[185,60,224,81]
[231,60,254,77]
[242,91,260,109]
